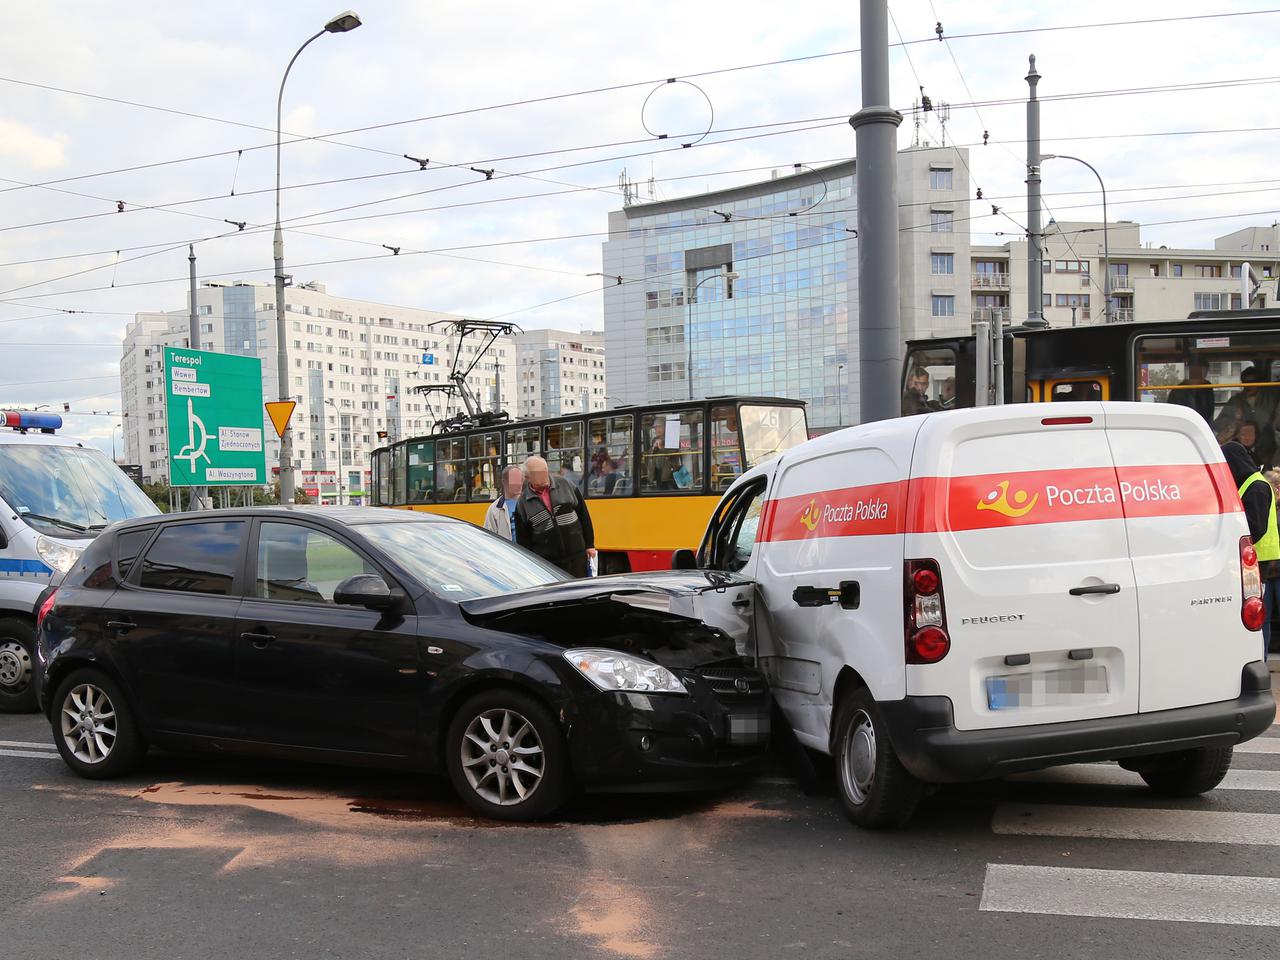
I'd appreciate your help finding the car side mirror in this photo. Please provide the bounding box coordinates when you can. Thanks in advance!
[334,574,401,611]
[671,548,698,570]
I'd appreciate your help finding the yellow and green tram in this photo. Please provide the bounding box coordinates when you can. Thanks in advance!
[370,397,808,572]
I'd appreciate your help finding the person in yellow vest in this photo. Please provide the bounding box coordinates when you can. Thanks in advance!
[1224,441,1279,659]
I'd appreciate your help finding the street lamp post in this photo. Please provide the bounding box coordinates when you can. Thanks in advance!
[1041,154,1110,323]
[273,10,362,505]
[837,364,846,427]
[686,268,739,401]
[324,399,345,505]
[112,423,123,462]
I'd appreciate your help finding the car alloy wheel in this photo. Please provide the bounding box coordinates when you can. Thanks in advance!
[59,682,118,765]
[0,640,31,693]
[839,708,877,805]
[460,707,545,806]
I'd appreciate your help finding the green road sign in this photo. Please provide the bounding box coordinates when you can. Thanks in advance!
[165,347,266,487]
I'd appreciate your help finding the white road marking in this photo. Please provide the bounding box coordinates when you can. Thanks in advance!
[0,740,55,750]
[1237,738,1280,755]
[1009,764,1280,792]
[0,748,59,760]
[980,864,1280,927]
[992,804,1280,846]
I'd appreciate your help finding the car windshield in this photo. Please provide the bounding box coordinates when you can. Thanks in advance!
[0,443,158,539]
[359,520,569,601]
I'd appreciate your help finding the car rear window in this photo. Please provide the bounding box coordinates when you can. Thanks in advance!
[116,527,154,579]
[137,520,244,595]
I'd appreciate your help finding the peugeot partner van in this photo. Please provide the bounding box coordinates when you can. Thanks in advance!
[677,402,1276,828]
[0,411,159,711]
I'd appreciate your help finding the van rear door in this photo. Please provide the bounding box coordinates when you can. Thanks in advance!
[1099,404,1256,713]
[906,404,1141,731]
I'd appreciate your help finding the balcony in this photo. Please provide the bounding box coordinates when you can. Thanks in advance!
[1109,275,1134,292]
[971,272,1010,289]
[1110,307,1135,322]
[973,307,1011,323]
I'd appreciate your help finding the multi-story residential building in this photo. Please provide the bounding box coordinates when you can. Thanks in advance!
[971,221,1280,328]
[512,328,607,420]
[120,280,515,502]
[601,146,972,429]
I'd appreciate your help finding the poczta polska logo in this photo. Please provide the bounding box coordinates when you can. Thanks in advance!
[976,480,1039,518]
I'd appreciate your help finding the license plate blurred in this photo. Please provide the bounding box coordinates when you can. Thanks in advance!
[986,665,1108,710]
[728,713,770,744]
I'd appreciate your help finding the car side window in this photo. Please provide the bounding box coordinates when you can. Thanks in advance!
[137,521,245,595]
[255,522,375,604]
[116,527,153,580]
[711,481,767,572]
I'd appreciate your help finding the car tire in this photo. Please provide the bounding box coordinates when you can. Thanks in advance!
[51,668,146,779]
[833,687,923,829]
[1138,746,1233,797]
[446,688,571,821]
[0,617,38,713]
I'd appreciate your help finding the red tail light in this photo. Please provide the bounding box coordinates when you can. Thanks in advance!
[905,558,950,663]
[1240,536,1264,631]
[36,589,57,631]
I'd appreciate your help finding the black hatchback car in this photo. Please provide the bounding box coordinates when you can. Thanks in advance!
[35,507,769,819]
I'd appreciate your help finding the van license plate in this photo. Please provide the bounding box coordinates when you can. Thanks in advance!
[986,665,1108,710]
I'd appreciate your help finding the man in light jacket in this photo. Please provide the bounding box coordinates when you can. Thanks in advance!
[483,464,524,543]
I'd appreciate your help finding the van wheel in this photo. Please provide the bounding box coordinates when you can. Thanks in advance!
[833,689,923,829]
[446,689,571,821]
[52,669,146,779]
[1138,746,1233,797]
[0,618,38,713]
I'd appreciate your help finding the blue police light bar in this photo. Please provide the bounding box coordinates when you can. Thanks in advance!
[3,411,62,432]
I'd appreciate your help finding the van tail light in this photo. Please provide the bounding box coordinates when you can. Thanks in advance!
[1240,536,1266,631]
[905,559,950,663]
[36,589,57,631]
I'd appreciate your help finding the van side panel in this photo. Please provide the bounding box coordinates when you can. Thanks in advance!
[1100,405,1257,713]
[904,404,1144,732]
[755,423,920,750]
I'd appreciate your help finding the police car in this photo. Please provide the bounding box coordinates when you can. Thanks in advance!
[0,411,159,711]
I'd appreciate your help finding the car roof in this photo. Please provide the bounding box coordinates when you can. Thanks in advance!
[109,505,449,532]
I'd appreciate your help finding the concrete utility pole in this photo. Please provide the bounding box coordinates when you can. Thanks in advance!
[1026,55,1043,326]
[850,0,903,424]
[187,244,207,511]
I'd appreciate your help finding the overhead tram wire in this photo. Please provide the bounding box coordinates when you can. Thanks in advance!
[3,7,1278,196]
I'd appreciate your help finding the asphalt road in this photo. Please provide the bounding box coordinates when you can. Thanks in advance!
[1,706,1277,960]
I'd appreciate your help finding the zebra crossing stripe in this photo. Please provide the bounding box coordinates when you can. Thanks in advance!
[980,864,1280,927]
[1237,738,1280,755]
[992,803,1280,846]
[1009,764,1280,792]
[0,749,59,760]
[0,740,55,750]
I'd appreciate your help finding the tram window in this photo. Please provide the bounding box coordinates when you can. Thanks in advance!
[545,421,584,488]
[710,404,743,491]
[1051,381,1103,402]
[468,432,501,501]
[741,404,808,465]
[374,450,390,506]
[1135,332,1280,468]
[506,426,540,464]
[902,346,968,414]
[435,437,467,502]
[640,410,703,494]
[406,440,435,503]
[390,445,407,506]
[586,416,633,497]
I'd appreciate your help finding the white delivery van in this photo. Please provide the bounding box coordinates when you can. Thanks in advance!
[677,402,1276,828]
[0,411,159,711]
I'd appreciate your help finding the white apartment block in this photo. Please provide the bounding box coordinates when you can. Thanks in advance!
[970,221,1280,328]
[512,328,607,420]
[120,280,515,502]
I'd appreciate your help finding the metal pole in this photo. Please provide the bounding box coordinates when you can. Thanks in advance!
[686,286,694,402]
[1025,55,1043,325]
[850,0,903,424]
[973,320,991,406]
[188,244,207,511]
[838,364,846,426]
[274,30,324,507]
[992,311,1005,405]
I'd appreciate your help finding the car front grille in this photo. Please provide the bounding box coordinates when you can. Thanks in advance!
[697,666,768,700]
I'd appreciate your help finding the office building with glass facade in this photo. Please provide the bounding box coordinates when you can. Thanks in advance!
[602,146,971,429]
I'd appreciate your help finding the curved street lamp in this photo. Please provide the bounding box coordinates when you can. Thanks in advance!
[687,268,739,401]
[273,11,363,505]
[1041,153,1110,323]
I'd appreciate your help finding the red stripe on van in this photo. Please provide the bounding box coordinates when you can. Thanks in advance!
[758,462,1240,542]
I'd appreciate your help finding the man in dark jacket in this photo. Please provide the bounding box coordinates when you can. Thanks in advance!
[1223,441,1279,657]
[515,455,596,578]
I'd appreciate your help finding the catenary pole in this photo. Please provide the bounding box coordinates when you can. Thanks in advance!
[850,0,903,424]
[1026,55,1043,326]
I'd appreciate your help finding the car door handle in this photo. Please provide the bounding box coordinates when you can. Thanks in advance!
[106,620,136,634]
[731,597,751,609]
[1069,583,1121,597]
[241,631,276,649]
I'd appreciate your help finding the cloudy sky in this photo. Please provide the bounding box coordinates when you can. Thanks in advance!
[2,0,1278,454]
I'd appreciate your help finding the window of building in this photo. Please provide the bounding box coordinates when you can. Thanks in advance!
[929,168,954,191]
[931,295,956,317]
[137,521,244,595]
[930,210,953,233]
[1055,294,1091,319]
[1194,292,1231,311]
[1172,264,1184,277]
[930,253,954,275]
[1195,264,1223,278]
[1055,260,1089,274]
[586,415,633,497]
[254,523,374,603]
[1230,265,1243,279]
[640,410,703,494]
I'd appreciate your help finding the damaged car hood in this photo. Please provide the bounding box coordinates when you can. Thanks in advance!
[458,570,750,619]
